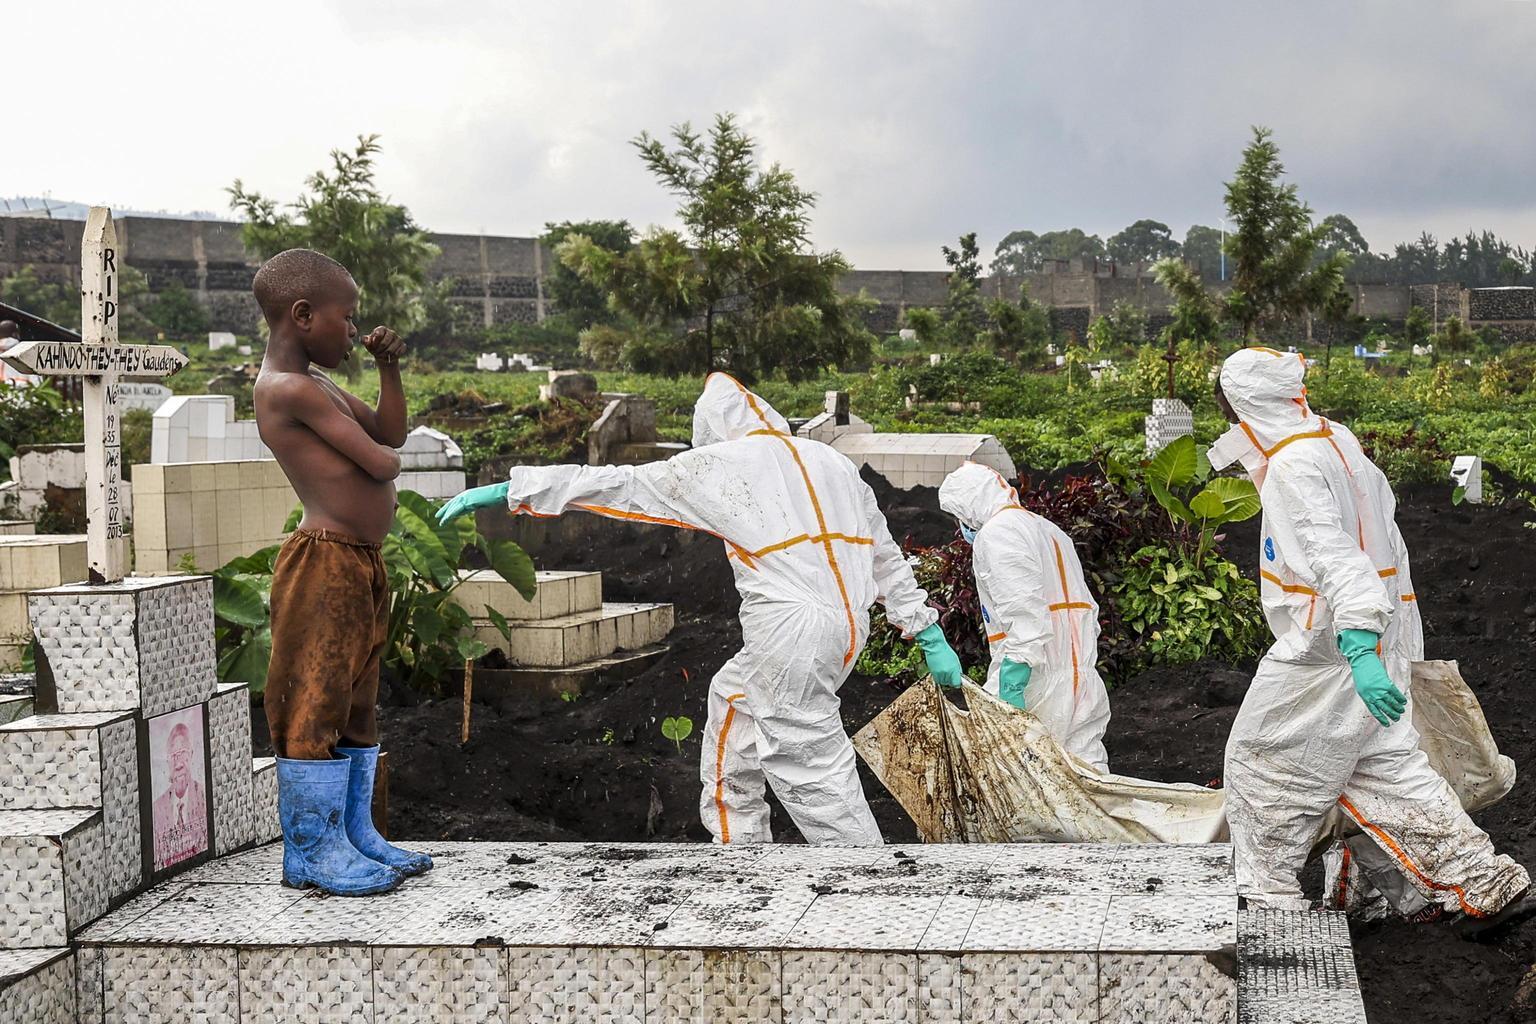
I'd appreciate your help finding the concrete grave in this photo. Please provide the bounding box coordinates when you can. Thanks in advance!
[397,425,467,498]
[475,352,505,371]
[131,460,296,574]
[0,535,88,670]
[206,332,236,352]
[540,369,598,402]
[150,395,267,464]
[828,432,1017,491]
[111,384,172,415]
[1145,398,1194,456]
[0,445,89,524]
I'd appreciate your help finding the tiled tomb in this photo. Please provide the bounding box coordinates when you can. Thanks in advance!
[72,840,1258,1023]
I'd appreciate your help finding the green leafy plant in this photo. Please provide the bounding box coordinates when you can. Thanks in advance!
[1144,435,1261,566]
[209,490,536,694]
[1114,544,1269,668]
[661,715,694,753]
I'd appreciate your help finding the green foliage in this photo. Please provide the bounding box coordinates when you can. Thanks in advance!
[209,491,536,695]
[983,285,1053,363]
[661,716,694,752]
[0,384,77,473]
[1182,225,1225,280]
[228,134,442,339]
[146,281,210,339]
[0,266,79,330]
[1107,220,1181,265]
[1434,315,1475,355]
[1085,302,1147,352]
[560,113,873,381]
[1144,436,1262,566]
[541,220,635,329]
[1114,545,1268,667]
[990,228,1106,276]
[940,232,987,342]
[1402,305,1432,349]
[1151,258,1223,347]
[1223,126,1351,339]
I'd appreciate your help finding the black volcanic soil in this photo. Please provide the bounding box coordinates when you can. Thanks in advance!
[259,471,1536,1023]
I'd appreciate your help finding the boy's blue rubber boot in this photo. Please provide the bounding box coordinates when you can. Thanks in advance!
[335,745,433,876]
[277,756,403,896]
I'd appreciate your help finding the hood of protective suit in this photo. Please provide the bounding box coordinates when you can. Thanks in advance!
[1211,348,1325,475]
[691,372,792,448]
[938,462,1021,532]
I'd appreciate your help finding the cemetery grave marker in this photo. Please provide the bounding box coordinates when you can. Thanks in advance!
[0,209,188,584]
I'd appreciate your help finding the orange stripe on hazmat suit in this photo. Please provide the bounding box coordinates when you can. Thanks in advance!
[1217,347,1528,915]
[937,462,1111,773]
[500,373,939,847]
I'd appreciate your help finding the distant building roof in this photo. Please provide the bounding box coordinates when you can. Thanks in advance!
[0,197,229,222]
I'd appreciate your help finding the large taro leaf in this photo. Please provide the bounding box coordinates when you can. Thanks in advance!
[1200,476,1262,526]
[396,489,468,567]
[480,537,537,601]
[212,574,268,628]
[1146,435,1198,523]
[217,626,271,693]
[393,498,457,590]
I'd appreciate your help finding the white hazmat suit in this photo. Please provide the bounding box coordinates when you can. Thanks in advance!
[937,463,1112,771]
[501,373,938,845]
[1216,347,1528,915]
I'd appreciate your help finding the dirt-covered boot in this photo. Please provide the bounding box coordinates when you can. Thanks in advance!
[277,756,403,896]
[1458,888,1536,942]
[336,745,433,876]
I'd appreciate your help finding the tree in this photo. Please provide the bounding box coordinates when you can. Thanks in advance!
[1435,315,1474,356]
[1402,305,1432,350]
[940,232,986,342]
[1086,301,1147,351]
[1222,126,1350,340]
[990,228,1106,276]
[1317,214,1370,258]
[0,266,79,330]
[146,281,210,339]
[1182,225,1225,280]
[1152,257,1223,347]
[982,285,1052,363]
[540,220,634,328]
[1107,220,1181,266]
[228,135,441,339]
[559,114,872,380]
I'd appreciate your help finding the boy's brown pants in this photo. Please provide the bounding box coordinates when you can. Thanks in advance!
[264,529,390,760]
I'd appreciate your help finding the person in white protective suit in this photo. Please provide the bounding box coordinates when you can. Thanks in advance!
[936,462,1111,772]
[1213,347,1534,935]
[436,373,964,846]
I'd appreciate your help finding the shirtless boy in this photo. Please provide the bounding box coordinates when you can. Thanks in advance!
[252,248,431,896]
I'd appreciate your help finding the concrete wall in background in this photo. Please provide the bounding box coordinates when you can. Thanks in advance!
[0,214,1516,339]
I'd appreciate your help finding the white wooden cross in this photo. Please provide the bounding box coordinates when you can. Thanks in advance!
[0,208,188,584]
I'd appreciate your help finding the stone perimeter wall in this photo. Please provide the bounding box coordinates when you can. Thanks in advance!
[3,214,1530,340]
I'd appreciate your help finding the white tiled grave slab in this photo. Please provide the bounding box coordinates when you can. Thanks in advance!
[79,841,1248,1023]
[0,711,140,902]
[0,808,105,947]
[207,682,256,856]
[0,947,76,1024]
[1237,909,1366,1024]
[29,576,216,717]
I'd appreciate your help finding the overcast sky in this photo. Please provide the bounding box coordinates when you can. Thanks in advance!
[13,0,1536,268]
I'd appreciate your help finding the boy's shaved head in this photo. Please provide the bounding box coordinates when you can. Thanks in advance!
[253,249,355,323]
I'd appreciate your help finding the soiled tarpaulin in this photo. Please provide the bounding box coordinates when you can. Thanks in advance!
[854,660,1511,846]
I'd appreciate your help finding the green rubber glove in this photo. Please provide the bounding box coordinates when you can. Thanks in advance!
[916,624,965,689]
[1338,629,1407,727]
[998,658,1032,710]
[436,482,510,526]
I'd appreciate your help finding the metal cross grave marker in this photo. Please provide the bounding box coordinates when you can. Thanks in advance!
[0,208,188,583]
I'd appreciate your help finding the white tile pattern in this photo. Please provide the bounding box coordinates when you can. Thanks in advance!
[207,684,254,855]
[0,948,74,1024]
[61,843,1377,1022]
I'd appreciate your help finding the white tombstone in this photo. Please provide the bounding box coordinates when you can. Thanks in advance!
[1145,398,1195,456]
[114,382,174,414]
[898,329,917,342]
[152,395,269,463]
[1451,456,1483,504]
[929,353,943,367]
[475,353,505,372]
[0,209,187,582]
[208,332,237,352]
